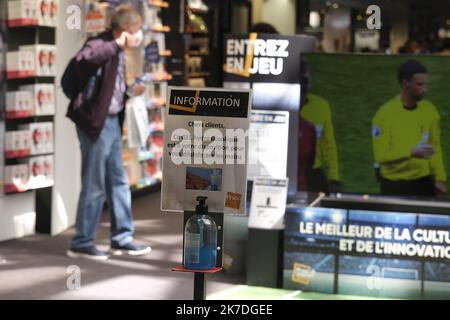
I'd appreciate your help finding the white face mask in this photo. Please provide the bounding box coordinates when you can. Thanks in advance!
[128,30,143,47]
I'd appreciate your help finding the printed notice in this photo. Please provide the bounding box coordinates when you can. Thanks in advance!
[248,177,288,229]
[161,87,252,214]
[248,110,289,180]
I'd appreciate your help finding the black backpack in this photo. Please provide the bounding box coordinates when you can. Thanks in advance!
[61,57,77,100]
[61,56,103,101]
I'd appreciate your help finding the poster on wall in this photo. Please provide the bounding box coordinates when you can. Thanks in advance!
[161,86,252,215]
[284,207,450,299]
[223,33,316,194]
[248,177,288,230]
[248,110,289,180]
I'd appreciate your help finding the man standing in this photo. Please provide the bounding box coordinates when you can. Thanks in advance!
[300,61,341,193]
[372,59,447,197]
[66,4,150,260]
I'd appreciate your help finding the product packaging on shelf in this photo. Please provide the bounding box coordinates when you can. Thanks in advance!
[27,155,53,189]
[144,6,159,29]
[4,164,29,193]
[5,130,32,158]
[188,56,203,73]
[36,0,58,26]
[7,0,38,26]
[19,84,55,115]
[42,122,54,153]
[18,122,53,155]
[6,90,34,118]
[19,45,57,76]
[85,2,110,34]
[6,51,35,78]
[124,161,141,187]
[146,82,167,106]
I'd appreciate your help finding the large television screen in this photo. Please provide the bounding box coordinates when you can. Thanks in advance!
[299,53,450,201]
[284,207,450,299]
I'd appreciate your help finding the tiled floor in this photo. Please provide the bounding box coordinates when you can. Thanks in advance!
[0,190,243,299]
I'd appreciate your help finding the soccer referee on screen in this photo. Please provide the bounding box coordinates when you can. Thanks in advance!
[300,61,341,193]
[372,59,447,197]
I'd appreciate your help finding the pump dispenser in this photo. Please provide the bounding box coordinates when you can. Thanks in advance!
[183,196,218,270]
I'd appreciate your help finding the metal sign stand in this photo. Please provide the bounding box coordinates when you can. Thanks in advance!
[172,210,224,300]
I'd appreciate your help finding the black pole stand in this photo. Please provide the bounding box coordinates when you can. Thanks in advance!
[172,210,224,300]
[193,273,206,300]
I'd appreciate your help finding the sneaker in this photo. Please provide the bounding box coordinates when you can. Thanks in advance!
[66,246,109,261]
[110,242,152,256]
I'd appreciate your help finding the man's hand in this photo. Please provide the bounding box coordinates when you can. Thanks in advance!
[411,144,435,159]
[435,181,447,196]
[115,31,131,49]
[131,83,146,96]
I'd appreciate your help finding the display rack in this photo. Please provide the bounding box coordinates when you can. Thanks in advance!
[184,0,219,87]
[1,0,57,195]
[0,0,58,233]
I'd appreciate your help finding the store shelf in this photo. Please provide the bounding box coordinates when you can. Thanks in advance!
[188,6,210,14]
[5,111,34,119]
[5,112,55,120]
[7,19,38,27]
[7,21,56,29]
[5,151,54,160]
[146,25,171,33]
[188,51,210,56]
[147,99,166,109]
[142,72,173,82]
[4,150,31,159]
[159,50,172,57]
[186,32,210,37]
[6,73,55,81]
[148,0,169,8]
[130,178,161,192]
[149,123,164,133]
[6,71,37,79]
[138,150,155,162]
[4,185,30,194]
[4,182,54,195]
[189,71,211,78]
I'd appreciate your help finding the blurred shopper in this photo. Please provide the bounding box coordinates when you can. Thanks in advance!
[372,59,447,197]
[66,4,151,260]
[299,61,341,193]
[250,22,279,34]
[298,118,317,191]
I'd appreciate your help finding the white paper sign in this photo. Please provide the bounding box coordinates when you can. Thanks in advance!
[161,86,252,214]
[248,110,289,180]
[248,177,288,229]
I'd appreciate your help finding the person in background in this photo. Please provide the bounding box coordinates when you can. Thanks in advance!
[299,60,341,193]
[66,4,151,260]
[372,59,447,197]
[298,117,317,191]
[250,22,279,34]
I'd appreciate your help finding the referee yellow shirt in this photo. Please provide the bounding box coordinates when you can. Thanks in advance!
[372,96,446,182]
[300,93,340,181]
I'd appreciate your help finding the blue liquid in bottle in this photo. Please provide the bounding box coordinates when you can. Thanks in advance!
[184,197,217,270]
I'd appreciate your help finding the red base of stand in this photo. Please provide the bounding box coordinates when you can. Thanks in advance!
[172,265,222,273]
[172,265,222,300]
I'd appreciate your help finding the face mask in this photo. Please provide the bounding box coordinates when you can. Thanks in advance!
[129,30,143,47]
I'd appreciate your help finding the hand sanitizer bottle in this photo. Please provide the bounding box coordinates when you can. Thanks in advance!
[183,196,218,270]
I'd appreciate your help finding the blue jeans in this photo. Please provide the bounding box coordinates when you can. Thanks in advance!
[71,115,134,249]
